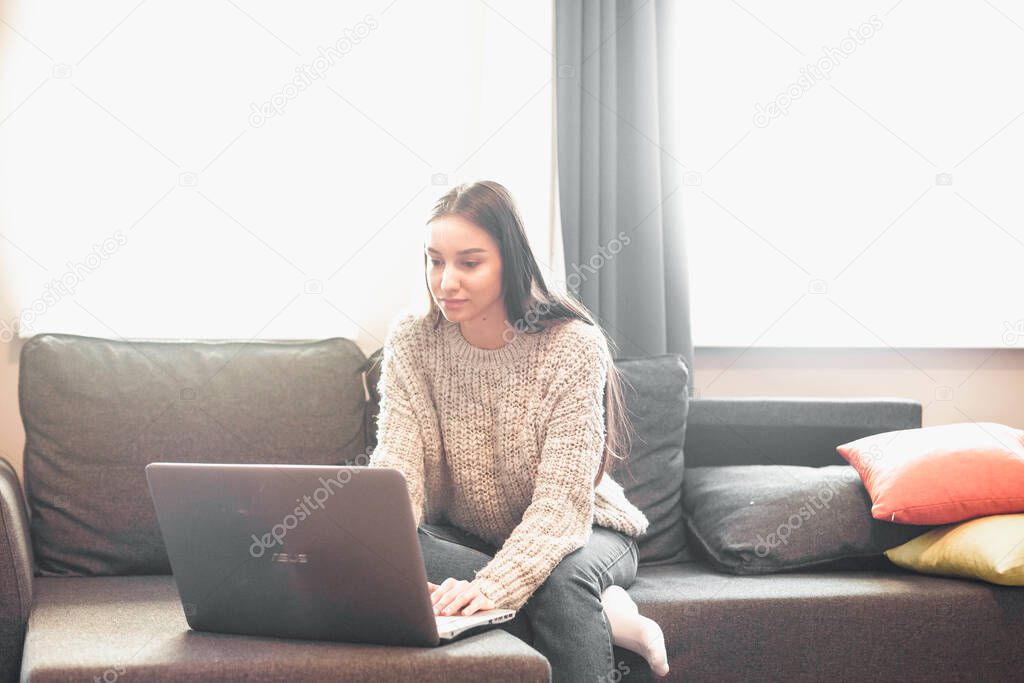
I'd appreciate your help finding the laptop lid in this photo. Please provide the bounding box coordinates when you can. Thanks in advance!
[145,462,441,647]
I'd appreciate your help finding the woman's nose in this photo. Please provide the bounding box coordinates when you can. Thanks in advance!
[440,268,458,291]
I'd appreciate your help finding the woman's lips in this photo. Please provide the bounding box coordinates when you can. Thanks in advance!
[442,299,468,308]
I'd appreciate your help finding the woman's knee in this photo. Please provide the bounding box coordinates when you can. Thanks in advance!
[530,531,638,607]
[529,554,609,612]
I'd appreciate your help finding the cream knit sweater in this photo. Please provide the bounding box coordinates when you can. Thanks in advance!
[368,311,649,611]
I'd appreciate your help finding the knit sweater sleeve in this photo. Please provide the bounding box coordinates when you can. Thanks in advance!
[367,318,427,529]
[470,330,609,611]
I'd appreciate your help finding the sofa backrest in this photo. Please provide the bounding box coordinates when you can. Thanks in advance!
[683,397,923,468]
[20,333,373,577]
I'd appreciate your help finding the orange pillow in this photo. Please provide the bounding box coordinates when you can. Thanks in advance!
[837,422,1024,525]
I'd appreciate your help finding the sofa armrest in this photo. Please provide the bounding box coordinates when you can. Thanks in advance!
[684,397,922,468]
[0,456,33,683]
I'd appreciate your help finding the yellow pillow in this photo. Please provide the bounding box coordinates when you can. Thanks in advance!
[885,513,1024,586]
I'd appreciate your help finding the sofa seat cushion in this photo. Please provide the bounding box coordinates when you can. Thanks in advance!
[20,576,550,683]
[618,561,1024,682]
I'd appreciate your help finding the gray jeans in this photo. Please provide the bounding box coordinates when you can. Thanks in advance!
[419,522,639,683]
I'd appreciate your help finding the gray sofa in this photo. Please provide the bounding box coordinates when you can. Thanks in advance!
[1,332,1021,682]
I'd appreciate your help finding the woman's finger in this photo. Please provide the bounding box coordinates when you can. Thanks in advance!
[434,580,469,613]
[441,587,474,615]
[462,594,485,616]
[431,577,458,606]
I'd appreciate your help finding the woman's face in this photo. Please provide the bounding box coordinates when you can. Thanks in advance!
[425,214,504,323]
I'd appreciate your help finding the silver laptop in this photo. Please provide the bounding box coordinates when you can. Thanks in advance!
[145,462,515,646]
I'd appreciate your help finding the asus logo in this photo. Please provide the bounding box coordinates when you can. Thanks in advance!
[271,552,308,563]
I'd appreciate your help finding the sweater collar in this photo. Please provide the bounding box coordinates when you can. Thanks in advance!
[440,317,541,368]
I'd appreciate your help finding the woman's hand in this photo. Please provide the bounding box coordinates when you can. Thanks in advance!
[428,578,496,616]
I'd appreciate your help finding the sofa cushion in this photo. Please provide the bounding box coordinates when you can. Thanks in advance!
[613,354,690,565]
[20,576,550,683]
[682,465,932,574]
[20,334,372,577]
[837,421,1024,524]
[621,560,1024,681]
[885,513,1024,586]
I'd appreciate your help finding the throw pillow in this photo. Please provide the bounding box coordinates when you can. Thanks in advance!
[613,353,690,565]
[837,422,1024,524]
[682,464,932,574]
[884,513,1024,586]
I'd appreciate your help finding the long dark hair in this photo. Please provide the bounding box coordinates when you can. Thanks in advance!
[424,180,634,486]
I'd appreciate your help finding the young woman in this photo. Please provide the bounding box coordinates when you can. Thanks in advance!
[369,180,669,681]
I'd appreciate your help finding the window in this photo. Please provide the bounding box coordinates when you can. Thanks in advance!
[0,1,557,341]
[671,2,1024,348]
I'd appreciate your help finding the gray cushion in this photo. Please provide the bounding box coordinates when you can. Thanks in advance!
[613,354,690,565]
[623,561,1024,681]
[20,334,371,577]
[682,465,934,574]
[21,576,550,682]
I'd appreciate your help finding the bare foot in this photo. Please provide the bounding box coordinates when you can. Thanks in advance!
[601,585,670,677]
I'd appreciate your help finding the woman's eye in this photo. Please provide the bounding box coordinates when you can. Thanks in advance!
[429,259,478,268]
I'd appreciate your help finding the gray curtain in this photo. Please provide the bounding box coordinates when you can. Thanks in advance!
[555,0,694,391]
